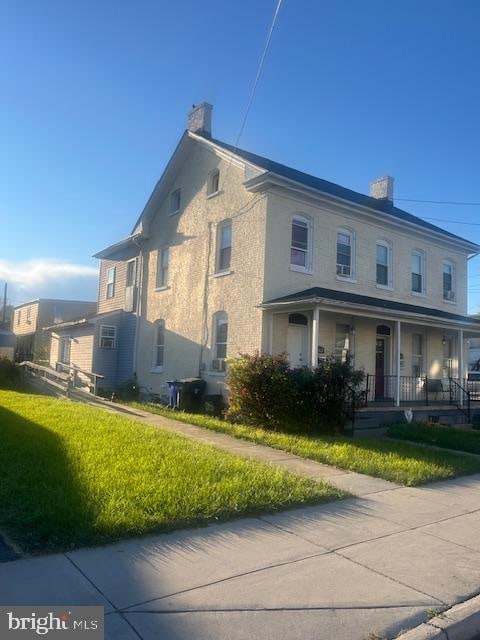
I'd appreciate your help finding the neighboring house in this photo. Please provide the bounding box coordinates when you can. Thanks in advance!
[90,101,480,405]
[0,329,15,360]
[12,299,96,363]
[46,243,140,391]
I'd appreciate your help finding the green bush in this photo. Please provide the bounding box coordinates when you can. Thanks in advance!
[0,357,22,389]
[226,353,365,434]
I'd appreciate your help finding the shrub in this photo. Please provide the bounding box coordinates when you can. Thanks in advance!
[0,357,22,389]
[226,353,365,434]
[226,353,296,430]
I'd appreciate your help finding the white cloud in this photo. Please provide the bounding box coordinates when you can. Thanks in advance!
[0,259,97,289]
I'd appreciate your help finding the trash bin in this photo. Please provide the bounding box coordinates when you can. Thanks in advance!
[166,380,179,409]
[177,378,206,412]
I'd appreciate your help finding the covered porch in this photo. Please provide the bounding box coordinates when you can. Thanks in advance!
[262,287,480,411]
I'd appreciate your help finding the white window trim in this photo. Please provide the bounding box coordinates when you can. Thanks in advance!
[375,239,393,290]
[216,219,232,274]
[126,258,137,288]
[442,259,456,304]
[336,227,356,282]
[411,249,426,297]
[156,246,170,289]
[151,320,165,372]
[106,266,116,299]
[207,169,220,198]
[211,311,228,374]
[169,188,181,216]
[290,214,313,274]
[99,325,116,349]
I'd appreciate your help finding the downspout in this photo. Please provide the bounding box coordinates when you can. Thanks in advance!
[132,236,144,378]
[198,221,213,377]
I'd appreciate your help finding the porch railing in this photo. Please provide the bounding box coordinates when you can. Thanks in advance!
[449,377,471,422]
[362,374,478,409]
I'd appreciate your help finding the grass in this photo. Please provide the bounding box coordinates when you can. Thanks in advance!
[388,422,480,455]
[128,402,480,486]
[0,390,343,553]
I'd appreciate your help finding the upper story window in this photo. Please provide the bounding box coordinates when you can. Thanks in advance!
[336,229,354,279]
[99,325,116,349]
[106,267,116,299]
[207,169,220,196]
[376,240,391,288]
[156,247,170,288]
[53,303,64,324]
[17,310,21,326]
[443,261,455,302]
[411,250,425,294]
[290,215,311,271]
[153,320,165,369]
[169,188,181,215]
[126,259,136,288]
[216,220,232,272]
[212,311,228,371]
[26,306,31,323]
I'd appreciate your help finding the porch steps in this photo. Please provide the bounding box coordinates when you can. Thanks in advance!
[354,405,470,433]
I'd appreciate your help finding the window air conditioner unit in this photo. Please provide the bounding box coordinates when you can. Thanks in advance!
[211,358,226,372]
[336,264,351,277]
[444,290,455,302]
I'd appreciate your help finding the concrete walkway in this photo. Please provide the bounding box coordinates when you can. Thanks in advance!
[2,474,480,639]
[75,395,400,496]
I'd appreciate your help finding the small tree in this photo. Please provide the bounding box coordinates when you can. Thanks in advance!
[226,353,296,430]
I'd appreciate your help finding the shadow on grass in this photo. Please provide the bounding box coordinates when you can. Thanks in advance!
[0,405,98,554]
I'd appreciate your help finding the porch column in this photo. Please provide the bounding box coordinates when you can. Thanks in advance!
[395,320,401,407]
[459,328,464,405]
[311,306,320,369]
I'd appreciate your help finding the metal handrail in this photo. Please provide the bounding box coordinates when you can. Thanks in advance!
[449,377,471,422]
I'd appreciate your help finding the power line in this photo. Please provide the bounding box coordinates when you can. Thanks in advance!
[397,198,480,206]
[417,216,480,227]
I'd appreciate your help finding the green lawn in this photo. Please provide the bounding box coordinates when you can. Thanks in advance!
[129,402,480,486]
[388,422,480,455]
[0,390,342,553]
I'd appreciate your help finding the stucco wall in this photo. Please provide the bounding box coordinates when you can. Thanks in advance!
[135,139,268,397]
[263,191,469,314]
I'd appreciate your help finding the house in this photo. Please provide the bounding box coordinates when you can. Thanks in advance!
[57,102,480,407]
[46,245,140,392]
[0,329,15,360]
[13,299,96,364]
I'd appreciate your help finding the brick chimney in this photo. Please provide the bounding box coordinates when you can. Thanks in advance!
[187,102,213,137]
[370,176,394,201]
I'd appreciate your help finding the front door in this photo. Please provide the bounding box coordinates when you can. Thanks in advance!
[375,338,386,399]
[287,324,308,368]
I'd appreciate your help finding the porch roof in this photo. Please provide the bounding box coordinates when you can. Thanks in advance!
[262,287,480,329]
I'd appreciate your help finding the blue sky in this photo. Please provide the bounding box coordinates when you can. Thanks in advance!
[1,0,480,311]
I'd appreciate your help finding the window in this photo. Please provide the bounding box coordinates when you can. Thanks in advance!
[217,220,232,272]
[17,310,21,326]
[376,241,391,287]
[207,169,220,196]
[59,337,71,364]
[99,325,116,349]
[126,259,136,287]
[169,188,181,214]
[26,306,31,323]
[157,247,169,288]
[412,334,424,377]
[53,304,64,324]
[153,320,165,368]
[411,251,425,294]
[212,312,228,370]
[336,229,354,278]
[442,337,453,378]
[443,261,455,301]
[290,216,311,270]
[334,324,350,363]
[106,267,116,299]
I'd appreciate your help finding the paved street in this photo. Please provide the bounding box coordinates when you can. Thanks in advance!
[2,473,480,639]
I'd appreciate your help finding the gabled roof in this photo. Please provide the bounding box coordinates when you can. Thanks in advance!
[263,286,480,327]
[207,136,477,249]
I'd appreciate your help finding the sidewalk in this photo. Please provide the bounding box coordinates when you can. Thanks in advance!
[2,473,480,639]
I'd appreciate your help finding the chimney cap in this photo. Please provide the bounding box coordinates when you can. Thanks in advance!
[187,102,213,137]
[370,176,394,202]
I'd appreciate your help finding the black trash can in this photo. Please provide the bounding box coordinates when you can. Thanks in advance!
[177,378,206,412]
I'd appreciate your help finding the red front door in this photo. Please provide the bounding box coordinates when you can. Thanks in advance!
[375,338,385,399]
